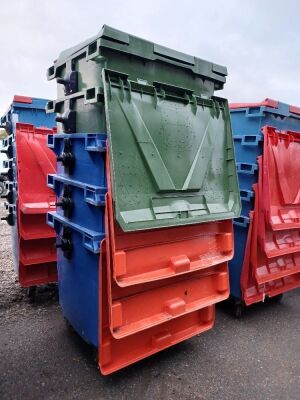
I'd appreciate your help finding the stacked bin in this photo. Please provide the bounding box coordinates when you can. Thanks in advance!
[47,25,241,374]
[47,133,106,346]
[229,99,300,315]
[1,96,57,294]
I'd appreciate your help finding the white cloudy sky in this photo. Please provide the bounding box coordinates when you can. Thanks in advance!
[0,0,299,114]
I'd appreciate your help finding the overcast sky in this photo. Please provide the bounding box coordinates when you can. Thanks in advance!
[0,0,299,115]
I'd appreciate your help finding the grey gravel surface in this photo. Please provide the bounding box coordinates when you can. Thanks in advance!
[0,201,300,400]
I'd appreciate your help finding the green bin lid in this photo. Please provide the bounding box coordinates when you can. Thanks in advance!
[49,25,227,89]
[103,70,240,232]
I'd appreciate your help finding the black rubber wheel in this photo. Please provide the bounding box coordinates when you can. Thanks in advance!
[64,317,75,333]
[92,347,98,363]
[27,286,37,303]
[0,182,4,196]
[270,293,283,303]
[234,302,244,319]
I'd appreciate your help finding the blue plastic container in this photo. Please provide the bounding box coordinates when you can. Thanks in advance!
[47,131,107,346]
[48,174,106,232]
[231,102,300,196]
[47,133,106,186]
[230,100,300,136]
[48,211,103,347]
[229,216,250,300]
[1,96,55,134]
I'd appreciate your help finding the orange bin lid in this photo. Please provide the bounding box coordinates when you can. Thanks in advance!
[105,196,228,338]
[262,126,300,230]
[99,240,216,375]
[254,161,300,286]
[229,98,279,110]
[257,156,300,258]
[13,95,33,104]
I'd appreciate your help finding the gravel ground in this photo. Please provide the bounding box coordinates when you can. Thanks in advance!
[0,206,26,310]
[0,200,300,400]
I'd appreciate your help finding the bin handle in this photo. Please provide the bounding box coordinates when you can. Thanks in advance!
[233,215,250,227]
[240,189,254,202]
[84,187,106,206]
[236,162,258,175]
[234,134,262,146]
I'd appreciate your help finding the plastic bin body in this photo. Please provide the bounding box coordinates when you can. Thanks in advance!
[48,212,102,346]
[47,132,106,345]
[47,26,239,373]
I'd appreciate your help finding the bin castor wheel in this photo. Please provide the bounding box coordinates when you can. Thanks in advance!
[27,286,37,303]
[0,182,5,196]
[92,347,98,363]
[270,293,283,303]
[64,317,75,333]
[234,301,244,319]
